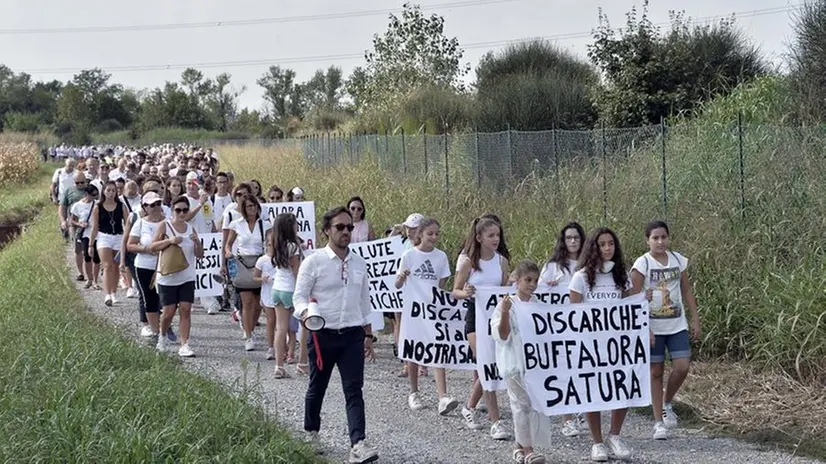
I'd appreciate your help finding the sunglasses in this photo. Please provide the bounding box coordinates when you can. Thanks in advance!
[174,207,189,214]
[333,223,355,232]
[76,182,87,186]
[269,196,282,202]
[146,202,162,208]
[349,206,363,212]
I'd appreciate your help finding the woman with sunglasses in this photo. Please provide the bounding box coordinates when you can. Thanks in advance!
[150,195,204,357]
[266,185,284,203]
[347,196,376,243]
[88,181,129,307]
[126,191,168,342]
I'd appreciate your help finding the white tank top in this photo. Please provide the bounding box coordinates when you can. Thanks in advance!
[467,252,502,287]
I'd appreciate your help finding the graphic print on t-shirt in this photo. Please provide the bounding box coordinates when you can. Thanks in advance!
[412,259,439,281]
[649,265,682,319]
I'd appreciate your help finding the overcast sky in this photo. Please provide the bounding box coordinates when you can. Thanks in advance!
[0,0,798,111]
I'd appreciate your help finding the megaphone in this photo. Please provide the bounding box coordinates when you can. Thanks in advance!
[302,298,326,332]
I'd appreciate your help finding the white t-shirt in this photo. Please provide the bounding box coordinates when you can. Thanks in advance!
[540,259,578,289]
[632,252,688,335]
[187,196,214,234]
[569,265,631,302]
[54,168,75,199]
[129,218,163,270]
[398,247,451,283]
[155,222,197,287]
[212,193,233,218]
[222,204,239,230]
[256,255,277,307]
[109,169,127,181]
[273,242,301,292]
[121,195,142,215]
[230,217,271,256]
[70,199,94,238]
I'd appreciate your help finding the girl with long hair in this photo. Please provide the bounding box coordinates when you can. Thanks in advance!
[88,181,129,307]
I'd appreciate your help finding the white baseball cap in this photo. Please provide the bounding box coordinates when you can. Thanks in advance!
[141,191,162,205]
[403,213,424,228]
[185,171,199,184]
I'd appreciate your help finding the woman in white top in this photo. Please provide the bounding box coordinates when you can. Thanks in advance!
[224,194,270,351]
[568,227,639,463]
[347,196,376,243]
[150,195,203,358]
[541,221,587,437]
[127,192,166,340]
[452,217,511,441]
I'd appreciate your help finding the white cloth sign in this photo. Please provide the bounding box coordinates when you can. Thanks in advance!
[475,286,569,391]
[513,294,651,416]
[260,201,317,250]
[349,235,405,312]
[195,233,223,297]
[399,277,475,369]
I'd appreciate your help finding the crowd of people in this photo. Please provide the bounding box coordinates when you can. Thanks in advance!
[51,143,701,464]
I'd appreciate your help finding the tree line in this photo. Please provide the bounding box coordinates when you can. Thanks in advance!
[1,0,824,144]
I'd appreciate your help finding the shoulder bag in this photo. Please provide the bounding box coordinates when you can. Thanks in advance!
[232,219,264,290]
[157,221,189,276]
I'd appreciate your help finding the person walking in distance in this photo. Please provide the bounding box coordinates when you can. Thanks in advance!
[293,206,379,464]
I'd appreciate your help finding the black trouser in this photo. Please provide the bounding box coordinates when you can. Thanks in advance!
[305,326,366,446]
[125,253,145,323]
[135,267,161,321]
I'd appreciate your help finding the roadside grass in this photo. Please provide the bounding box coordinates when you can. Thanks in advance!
[0,163,56,224]
[0,212,322,463]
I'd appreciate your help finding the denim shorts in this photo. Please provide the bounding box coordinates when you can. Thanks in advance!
[651,330,691,363]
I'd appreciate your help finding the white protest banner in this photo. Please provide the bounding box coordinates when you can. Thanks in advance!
[513,294,651,416]
[260,201,317,250]
[399,277,475,369]
[474,285,566,391]
[195,233,223,297]
[349,235,405,313]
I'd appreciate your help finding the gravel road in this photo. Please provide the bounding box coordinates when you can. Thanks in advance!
[66,250,820,464]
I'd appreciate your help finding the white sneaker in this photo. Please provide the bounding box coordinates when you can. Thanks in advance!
[348,440,378,464]
[562,419,580,437]
[156,336,168,352]
[653,421,669,440]
[606,435,631,461]
[178,344,195,357]
[266,347,275,360]
[408,392,425,411]
[140,325,154,337]
[110,294,118,305]
[461,406,484,430]
[126,288,138,299]
[663,404,679,429]
[590,443,609,462]
[244,335,255,352]
[490,420,510,440]
[206,306,219,315]
[305,431,324,455]
[437,396,459,416]
[104,295,112,306]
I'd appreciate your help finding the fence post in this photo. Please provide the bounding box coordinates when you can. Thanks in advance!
[474,129,481,189]
[401,128,407,175]
[738,112,745,220]
[326,132,331,165]
[660,117,668,220]
[384,130,389,166]
[601,121,607,223]
[552,126,559,198]
[444,132,450,203]
[348,132,352,163]
[507,124,514,178]
[423,129,428,178]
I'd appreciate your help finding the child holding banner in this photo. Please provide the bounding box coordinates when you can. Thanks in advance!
[491,260,551,464]
[569,227,634,462]
[542,221,587,438]
[630,220,700,440]
[453,216,511,440]
[391,213,424,377]
[395,217,460,415]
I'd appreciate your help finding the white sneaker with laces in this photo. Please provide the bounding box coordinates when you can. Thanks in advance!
[348,440,378,464]
[490,420,510,440]
[126,288,138,299]
[437,396,459,416]
[606,435,631,461]
[244,335,255,352]
[156,336,168,352]
[461,406,484,430]
[562,419,580,437]
[266,347,275,360]
[140,325,154,337]
[408,392,425,411]
[590,443,609,462]
[110,294,118,305]
[663,404,679,429]
[653,421,669,440]
[178,344,195,357]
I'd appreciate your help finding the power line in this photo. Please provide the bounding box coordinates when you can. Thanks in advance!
[22,4,798,75]
[0,0,517,35]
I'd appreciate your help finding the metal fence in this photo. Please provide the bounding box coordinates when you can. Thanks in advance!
[281,119,825,224]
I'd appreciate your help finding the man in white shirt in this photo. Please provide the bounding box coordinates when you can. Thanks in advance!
[51,157,76,204]
[211,172,233,218]
[293,206,379,464]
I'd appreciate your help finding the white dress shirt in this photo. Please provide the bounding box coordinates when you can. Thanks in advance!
[293,245,372,330]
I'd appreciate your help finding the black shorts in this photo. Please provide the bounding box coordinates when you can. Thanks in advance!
[158,281,196,307]
[77,237,101,264]
[464,298,477,335]
[236,287,262,296]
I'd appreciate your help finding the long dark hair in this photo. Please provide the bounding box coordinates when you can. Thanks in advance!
[271,213,300,268]
[578,227,628,291]
[457,212,510,261]
[464,217,501,271]
[164,177,183,206]
[98,181,118,206]
[548,221,586,274]
[347,196,367,221]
